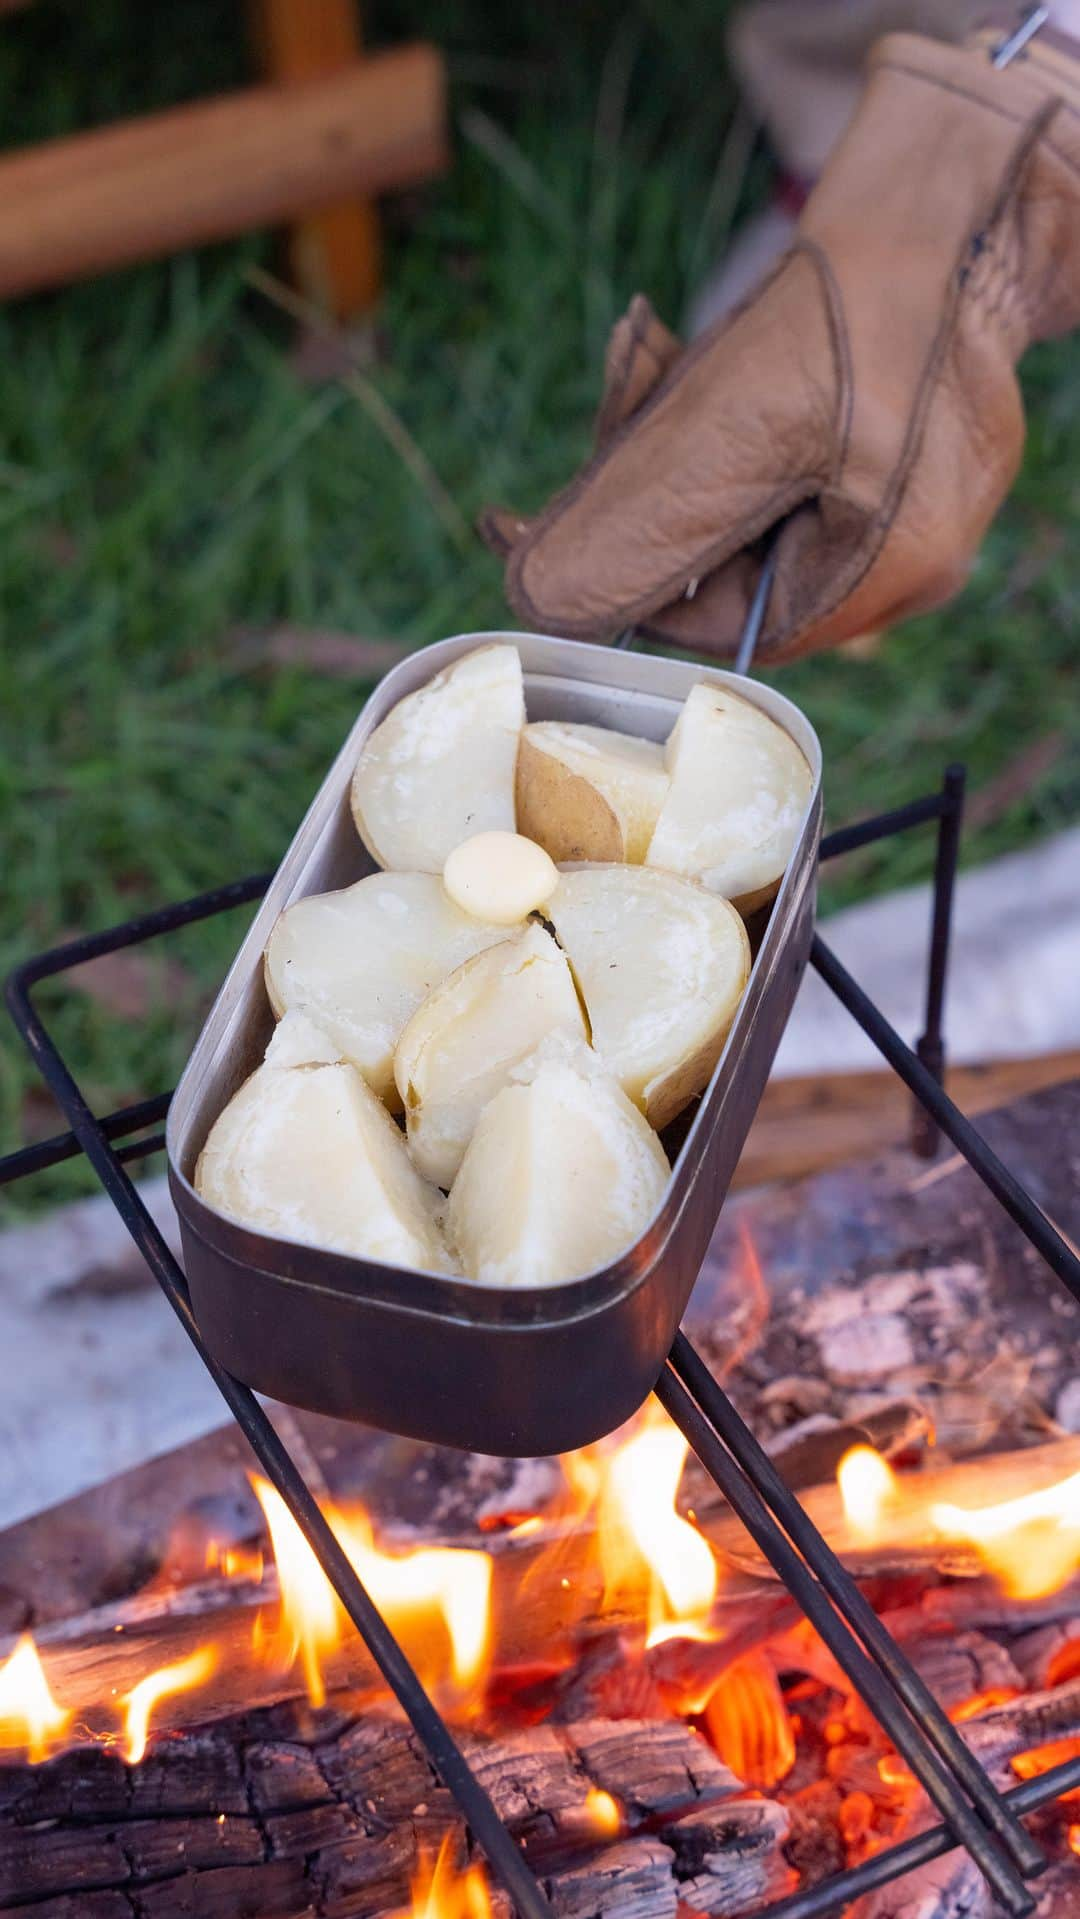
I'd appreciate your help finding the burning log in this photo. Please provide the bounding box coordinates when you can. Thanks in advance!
[706,1436,1080,1583]
[0,1703,792,1918]
[856,1681,1080,1919]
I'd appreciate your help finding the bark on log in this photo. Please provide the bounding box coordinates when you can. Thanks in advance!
[0,1707,789,1918]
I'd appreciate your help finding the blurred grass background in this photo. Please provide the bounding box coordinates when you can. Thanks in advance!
[1,0,1078,1213]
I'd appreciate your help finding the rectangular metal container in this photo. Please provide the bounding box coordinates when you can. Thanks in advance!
[167,632,822,1456]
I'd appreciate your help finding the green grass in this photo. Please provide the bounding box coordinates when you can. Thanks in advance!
[1,0,1078,1214]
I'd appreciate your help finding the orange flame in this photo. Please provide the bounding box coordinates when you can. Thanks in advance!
[250,1476,492,1709]
[1068,1824,1080,1857]
[585,1787,622,1836]
[703,1652,796,1790]
[581,1402,717,1644]
[837,1447,1080,1599]
[394,1832,492,1919]
[122,1645,218,1763]
[0,1635,71,1764]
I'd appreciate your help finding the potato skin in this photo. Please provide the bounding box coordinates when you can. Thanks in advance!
[515,732,625,864]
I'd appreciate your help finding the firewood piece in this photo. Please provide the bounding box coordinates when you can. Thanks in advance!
[1009,1618,1080,1691]
[661,1796,795,1916]
[137,1858,309,1918]
[0,1744,128,1823]
[5,1900,132,1919]
[547,1838,678,1919]
[245,1738,335,1813]
[263,1800,365,1856]
[128,1731,249,1817]
[312,1821,451,1916]
[707,1437,1080,1579]
[123,1814,264,1880]
[318,1713,451,1831]
[0,1824,129,1905]
[568,1718,741,1819]
[964,1676,1080,1769]
[901,1631,1023,1716]
[461,1723,589,1858]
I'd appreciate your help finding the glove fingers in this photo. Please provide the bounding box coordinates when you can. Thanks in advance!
[595,293,682,443]
[505,243,845,643]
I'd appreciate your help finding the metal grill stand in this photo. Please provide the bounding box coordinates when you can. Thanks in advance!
[4,771,1080,1919]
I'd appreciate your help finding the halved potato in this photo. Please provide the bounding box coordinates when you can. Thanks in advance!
[195,1013,455,1273]
[264,872,507,1109]
[516,721,669,864]
[544,865,750,1131]
[646,683,812,913]
[394,922,586,1187]
[447,1034,669,1287]
[351,644,525,872]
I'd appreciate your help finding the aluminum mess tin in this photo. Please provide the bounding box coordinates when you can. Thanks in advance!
[167,632,822,1457]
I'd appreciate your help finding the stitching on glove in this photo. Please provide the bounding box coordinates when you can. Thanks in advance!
[767,101,1057,655]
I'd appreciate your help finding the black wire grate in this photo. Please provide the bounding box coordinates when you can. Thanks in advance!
[3,771,1080,1919]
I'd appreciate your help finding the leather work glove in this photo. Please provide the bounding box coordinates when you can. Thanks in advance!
[482,28,1080,661]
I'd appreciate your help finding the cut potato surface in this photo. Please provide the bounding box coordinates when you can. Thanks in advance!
[264,872,507,1108]
[646,683,812,911]
[395,922,586,1187]
[351,644,525,872]
[195,1014,454,1273]
[448,1034,669,1287]
[443,830,558,926]
[517,721,669,865]
[545,865,750,1131]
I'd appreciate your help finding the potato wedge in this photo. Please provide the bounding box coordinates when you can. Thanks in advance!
[447,1034,669,1287]
[351,644,525,871]
[264,872,507,1108]
[516,721,669,864]
[195,1014,454,1273]
[544,865,750,1131]
[646,683,812,912]
[395,922,586,1187]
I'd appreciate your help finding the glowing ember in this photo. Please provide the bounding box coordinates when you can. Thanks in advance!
[204,1539,264,1582]
[250,1474,492,1708]
[122,1645,217,1763]
[837,1448,1080,1599]
[703,1652,796,1790]
[585,1787,622,1836]
[1011,1737,1080,1803]
[591,1402,718,1643]
[0,1635,71,1764]
[1069,1824,1080,1857]
[394,1832,492,1919]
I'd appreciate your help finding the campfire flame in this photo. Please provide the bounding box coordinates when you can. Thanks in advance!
[250,1474,493,1708]
[395,1832,492,1919]
[838,1446,1080,1598]
[704,1652,796,1790]
[578,1401,718,1645]
[122,1646,218,1763]
[0,1635,71,1764]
